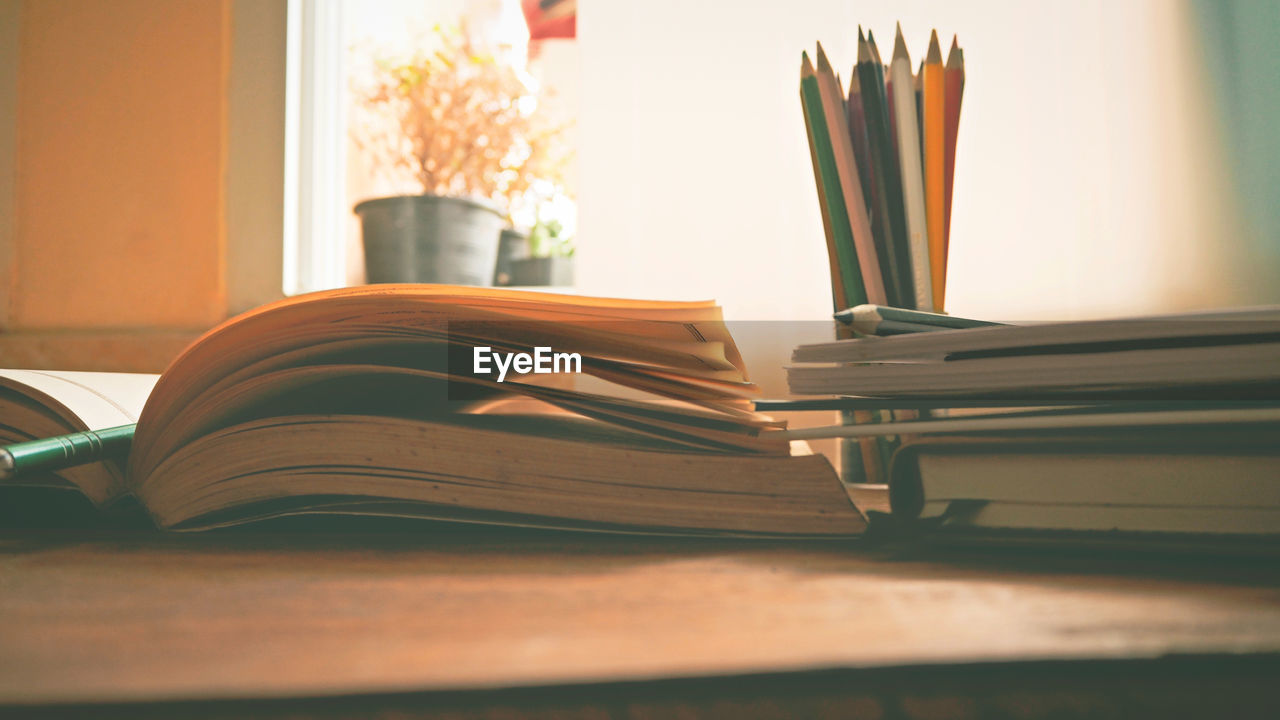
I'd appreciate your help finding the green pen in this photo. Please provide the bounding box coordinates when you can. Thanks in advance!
[0,424,136,481]
[833,304,1004,335]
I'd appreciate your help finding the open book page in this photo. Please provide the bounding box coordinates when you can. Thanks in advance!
[0,370,159,504]
[0,370,157,431]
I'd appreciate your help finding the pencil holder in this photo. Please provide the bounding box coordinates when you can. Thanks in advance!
[840,408,903,485]
[839,411,869,483]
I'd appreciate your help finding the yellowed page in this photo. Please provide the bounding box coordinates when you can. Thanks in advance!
[0,370,157,430]
[0,370,158,504]
[133,287,757,479]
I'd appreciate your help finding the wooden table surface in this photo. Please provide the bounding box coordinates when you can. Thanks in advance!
[2,518,1279,717]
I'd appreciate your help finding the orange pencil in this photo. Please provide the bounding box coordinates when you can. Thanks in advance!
[922,30,946,312]
[943,36,965,280]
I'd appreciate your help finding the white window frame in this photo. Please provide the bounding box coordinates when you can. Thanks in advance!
[282,0,348,296]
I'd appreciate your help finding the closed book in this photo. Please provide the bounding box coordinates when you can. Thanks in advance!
[887,428,1280,537]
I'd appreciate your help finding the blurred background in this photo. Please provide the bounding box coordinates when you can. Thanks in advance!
[1,0,1277,373]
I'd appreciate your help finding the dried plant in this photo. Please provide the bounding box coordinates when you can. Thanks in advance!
[351,24,572,222]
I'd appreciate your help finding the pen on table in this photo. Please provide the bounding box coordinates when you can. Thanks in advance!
[833,304,1003,335]
[0,424,136,481]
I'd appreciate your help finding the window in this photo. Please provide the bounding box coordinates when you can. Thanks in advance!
[283,0,578,294]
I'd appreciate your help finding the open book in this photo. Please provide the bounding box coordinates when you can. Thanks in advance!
[1,286,864,537]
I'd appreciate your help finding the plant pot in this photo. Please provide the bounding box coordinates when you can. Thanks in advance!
[354,194,505,285]
[493,229,530,286]
[508,256,575,287]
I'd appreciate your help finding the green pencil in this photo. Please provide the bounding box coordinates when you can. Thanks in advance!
[801,51,867,307]
[833,303,1003,335]
[0,424,135,481]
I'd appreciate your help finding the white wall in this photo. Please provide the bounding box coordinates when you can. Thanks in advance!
[575,0,1242,323]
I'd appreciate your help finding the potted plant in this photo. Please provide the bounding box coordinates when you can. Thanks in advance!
[351,24,571,285]
[508,218,575,286]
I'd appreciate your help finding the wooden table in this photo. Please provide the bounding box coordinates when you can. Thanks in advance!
[2,523,1279,718]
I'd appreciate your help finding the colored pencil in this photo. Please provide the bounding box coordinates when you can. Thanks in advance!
[846,72,875,214]
[847,72,899,308]
[944,35,965,280]
[869,29,911,278]
[922,30,947,312]
[857,29,915,309]
[882,61,899,159]
[915,61,924,159]
[833,303,1003,334]
[801,60,848,311]
[815,44,886,305]
[800,52,865,308]
[890,24,933,313]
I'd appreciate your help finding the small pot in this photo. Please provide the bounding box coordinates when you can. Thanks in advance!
[354,194,504,285]
[493,229,530,286]
[508,256,575,287]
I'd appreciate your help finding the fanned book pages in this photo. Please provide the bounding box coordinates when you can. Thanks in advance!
[2,286,864,537]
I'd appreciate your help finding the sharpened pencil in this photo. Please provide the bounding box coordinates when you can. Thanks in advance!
[847,71,899,308]
[944,35,965,282]
[815,43,887,305]
[890,24,933,313]
[915,61,924,159]
[857,28,915,309]
[923,30,947,311]
[882,55,899,159]
[801,52,864,308]
[833,304,1003,334]
[801,56,849,311]
[846,72,875,214]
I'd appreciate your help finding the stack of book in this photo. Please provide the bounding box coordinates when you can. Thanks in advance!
[782,308,1280,540]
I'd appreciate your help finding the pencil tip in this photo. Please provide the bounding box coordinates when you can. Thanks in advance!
[867,30,883,64]
[926,30,942,63]
[893,23,909,62]
[815,43,832,73]
[946,36,964,67]
[858,25,865,42]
